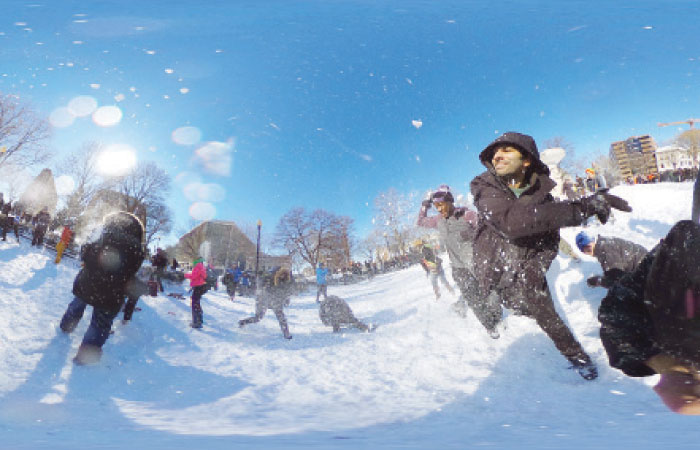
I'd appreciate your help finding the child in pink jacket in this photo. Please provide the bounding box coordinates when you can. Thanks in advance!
[184,257,207,328]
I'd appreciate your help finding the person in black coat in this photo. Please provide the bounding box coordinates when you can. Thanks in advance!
[599,220,700,414]
[59,211,145,365]
[151,247,168,292]
[470,131,632,380]
[31,207,51,246]
[575,231,648,288]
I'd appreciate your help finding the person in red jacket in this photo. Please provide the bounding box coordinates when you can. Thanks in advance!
[184,257,207,328]
[55,223,74,264]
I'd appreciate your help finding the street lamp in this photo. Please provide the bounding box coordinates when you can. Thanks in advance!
[255,219,262,291]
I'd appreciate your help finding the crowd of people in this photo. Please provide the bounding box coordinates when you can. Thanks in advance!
[4,131,698,415]
[0,194,74,255]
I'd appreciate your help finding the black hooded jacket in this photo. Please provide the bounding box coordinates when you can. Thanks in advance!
[72,212,145,315]
[470,132,588,296]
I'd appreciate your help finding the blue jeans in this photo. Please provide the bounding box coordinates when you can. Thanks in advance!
[60,297,118,348]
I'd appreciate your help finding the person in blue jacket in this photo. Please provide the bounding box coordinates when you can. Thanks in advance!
[316,262,329,303]
[223,263,243,301]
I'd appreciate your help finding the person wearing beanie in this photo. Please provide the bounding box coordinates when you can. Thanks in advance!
[599,220,700,414]
[575,231,648,288]
[470,131,632,380]
[59,211,145,365]
[417,184,481,320]
[184,256,207,328]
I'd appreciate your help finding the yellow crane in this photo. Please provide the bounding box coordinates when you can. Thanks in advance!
[657,118,700,129]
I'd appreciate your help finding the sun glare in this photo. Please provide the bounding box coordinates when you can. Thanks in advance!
[96,144,137,176]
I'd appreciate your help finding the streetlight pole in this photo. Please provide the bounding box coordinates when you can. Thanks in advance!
[255,219,262,291]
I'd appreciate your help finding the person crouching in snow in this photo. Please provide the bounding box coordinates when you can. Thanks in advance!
[575,231,648,288]
[184,257,207,328]
[599,220,700,414]
[239,267,293,339]
[319,295,374,333]
[59,211,145,365]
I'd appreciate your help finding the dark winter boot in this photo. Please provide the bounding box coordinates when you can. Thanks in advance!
[190,309,203,329]
[60,314,81,334]
[73,344,102,365]
[571,358,598,381]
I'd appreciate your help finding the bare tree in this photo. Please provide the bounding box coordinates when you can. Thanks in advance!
[592,155,623,187]
[543,136,586,176]
[110,161,173,246]
[54,142,106,224]
[0,93,51,170]
[357,230,382,261]
[0,163,32,201]
[273,207,354,270]
[373,188,418,257]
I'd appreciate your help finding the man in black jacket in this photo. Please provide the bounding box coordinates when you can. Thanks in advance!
[31,207,51,246]
[575,231,648,288]
[599,220,700,414]
[470,132,632,380]
[59,211,145,364]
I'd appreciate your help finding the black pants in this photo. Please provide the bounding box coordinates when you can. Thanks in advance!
[32,225,46,246]
[154,267,165,291]
[474,277,591,364]
[191,285,207,327]
[123,296,139,321]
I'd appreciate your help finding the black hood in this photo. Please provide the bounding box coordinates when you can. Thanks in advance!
[479,132,550,176]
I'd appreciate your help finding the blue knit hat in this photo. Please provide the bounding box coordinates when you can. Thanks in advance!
[575,231,595,251]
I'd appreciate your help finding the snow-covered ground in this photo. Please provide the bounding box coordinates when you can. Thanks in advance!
[1,182,698,449]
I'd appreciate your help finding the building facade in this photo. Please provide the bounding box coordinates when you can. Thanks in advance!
[176,220,290,272]
[655,145,699,172]
[609,135,659,179]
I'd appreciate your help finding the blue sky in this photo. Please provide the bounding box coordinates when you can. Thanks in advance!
[1,0,699,246]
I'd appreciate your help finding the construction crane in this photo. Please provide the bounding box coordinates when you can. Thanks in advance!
[657,118,700,129]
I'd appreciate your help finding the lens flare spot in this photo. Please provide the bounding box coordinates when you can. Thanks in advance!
[96,144,137,176]
[67,95,98,117]
[49,107,75,128]
[189,202,216,221]
[92,105,122,127]
[171,126,202,146]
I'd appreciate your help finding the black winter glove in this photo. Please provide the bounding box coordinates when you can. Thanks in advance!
[580,194,612,224]
[580,189,632,224]
[587,275,603,287]
[421,199,432,208]
[596,188,633,212]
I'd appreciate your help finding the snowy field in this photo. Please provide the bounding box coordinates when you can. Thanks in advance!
[1,182,698,449]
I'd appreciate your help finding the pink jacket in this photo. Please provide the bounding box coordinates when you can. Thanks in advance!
[185,262,206,287]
